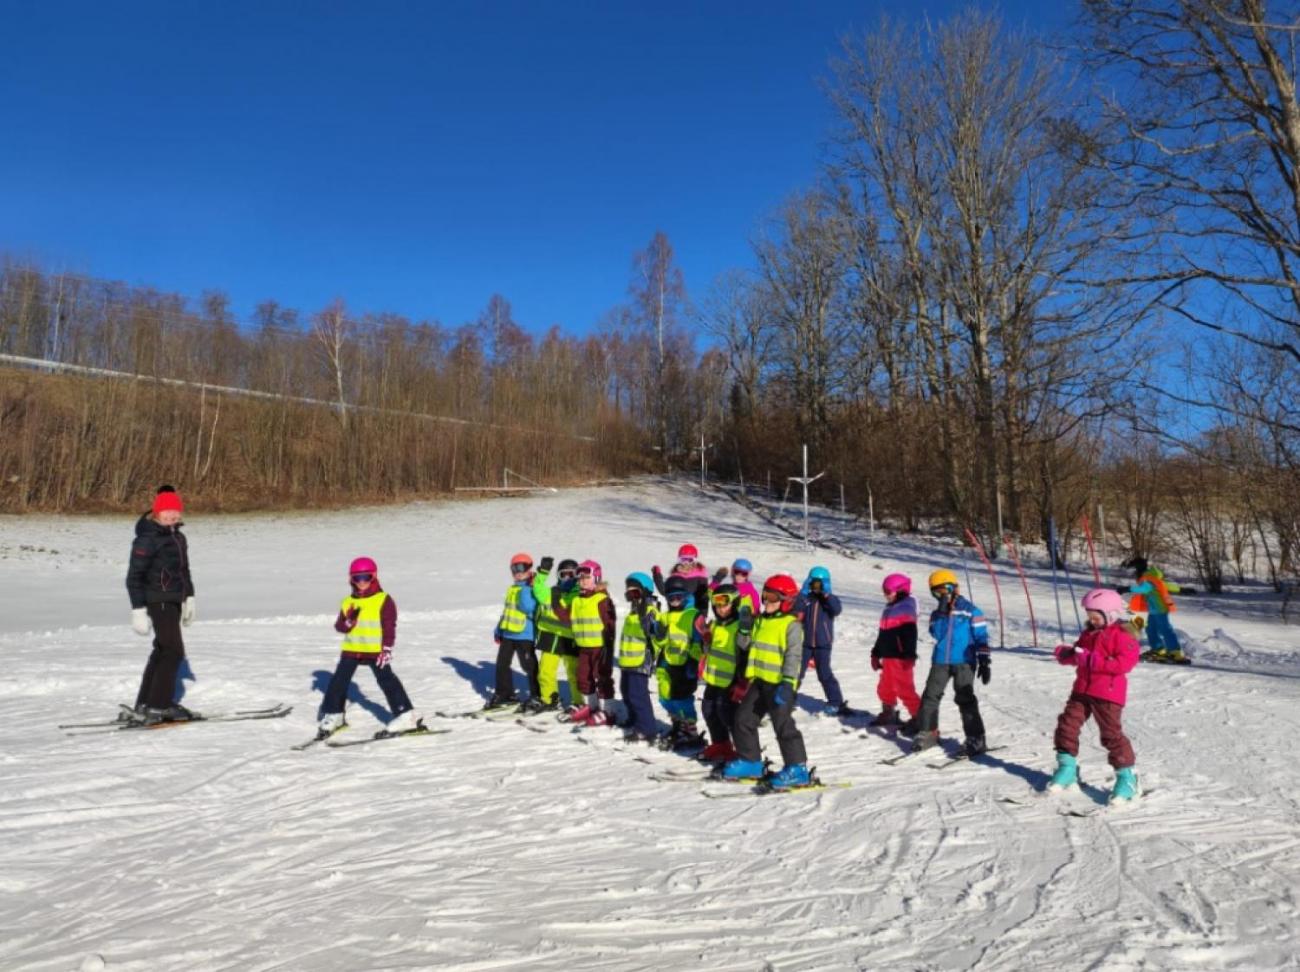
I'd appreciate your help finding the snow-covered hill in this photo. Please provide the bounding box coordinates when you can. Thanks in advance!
[2,481,1298,971]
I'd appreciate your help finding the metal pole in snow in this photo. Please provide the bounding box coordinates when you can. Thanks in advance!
[840,483,846,514]
[700,431,706,490]
[868,486,875,541]
[802,443,810,548]
[996,491,1004,543]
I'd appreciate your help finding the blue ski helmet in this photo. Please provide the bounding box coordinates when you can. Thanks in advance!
[805,566,832,594]
[732,558,753,574]
[626,571,654,594]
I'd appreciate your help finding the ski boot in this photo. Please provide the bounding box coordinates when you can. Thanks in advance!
[117,703,147,724]
[910,729,940,752]
[1047,752,1078,791]
[672,721,706,751]
[563,703,592,724]
[522,693,560,715]
[316,711,347,740]
[767,763,813,790]
[385,710,424,735]
[1109,766,1139,803]
[870,706,900,728]
[897,717,921,738]
[622,729,657,745]
[1164,650,1190,665]
[962,736,987,759]
[720,758,766,781]
[583,707,613,727]
[1140,649,1167,663]
[822,701,851,717]
[483,693,518,711]
[698,740,737,763]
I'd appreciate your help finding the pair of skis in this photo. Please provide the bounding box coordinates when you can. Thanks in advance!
[999,787,1155,817]
[292,724,450,750]
[61,703,293,734]
[879,745,1008,769]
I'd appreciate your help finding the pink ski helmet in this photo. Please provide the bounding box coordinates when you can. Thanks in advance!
[349,556,378,577]
[882,573,912,596]
[578,559,603,583]
[1081,588,1126,621]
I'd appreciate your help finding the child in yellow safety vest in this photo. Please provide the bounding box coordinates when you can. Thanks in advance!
[528,557,582,712]
[655,575,707,751]
[488,553,541,710]
[316,557,423,740]
[722,573,811,790]
[697,583,754,763]
[551,560,617,726]
[617,572,665,743]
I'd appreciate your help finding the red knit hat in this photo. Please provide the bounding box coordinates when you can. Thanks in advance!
[152,490,184,516]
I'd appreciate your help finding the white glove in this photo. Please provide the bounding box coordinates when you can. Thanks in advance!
[131,608,151,636]
[181,598,195,627]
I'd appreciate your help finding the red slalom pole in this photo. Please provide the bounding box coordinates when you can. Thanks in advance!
[963,527,1005,649]
[1081,514,1101,585]
[1003,533,1038,648]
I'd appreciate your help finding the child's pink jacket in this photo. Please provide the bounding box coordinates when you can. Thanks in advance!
[1054,621,1140,705]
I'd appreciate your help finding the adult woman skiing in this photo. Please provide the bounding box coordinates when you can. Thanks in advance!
[123,486,197,724]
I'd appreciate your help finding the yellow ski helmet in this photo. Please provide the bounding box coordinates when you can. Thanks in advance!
[928,568,959,592]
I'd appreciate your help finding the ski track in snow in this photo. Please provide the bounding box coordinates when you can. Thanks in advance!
[1,480,1299,970]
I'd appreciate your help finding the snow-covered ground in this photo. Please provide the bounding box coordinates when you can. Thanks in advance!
[1,480,1298,971]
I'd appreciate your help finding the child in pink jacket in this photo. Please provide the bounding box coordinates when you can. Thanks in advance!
[1048,588,1141,802]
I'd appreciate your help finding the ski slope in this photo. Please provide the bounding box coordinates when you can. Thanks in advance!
[1,480,1298,971]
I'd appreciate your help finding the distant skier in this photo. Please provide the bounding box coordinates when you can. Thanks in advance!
[870,573,921,732]
[616,572,664,744]
[1119,558,1187,664]
[794,566,848,716]
[912,568,989,758]
[550,560,617,725]
[123,486,197,725]
[316,557,423,740]
[1047,589,1141,803]
[487,553,540,709]
[722,573,813,790]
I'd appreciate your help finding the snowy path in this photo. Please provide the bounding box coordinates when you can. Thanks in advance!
[1,481,1298,970]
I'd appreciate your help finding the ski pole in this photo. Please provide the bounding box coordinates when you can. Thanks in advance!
[1052,516,1083,631]
[964,527,1006,649]
[1047,517,1066,642]
[1003,533,1038,649]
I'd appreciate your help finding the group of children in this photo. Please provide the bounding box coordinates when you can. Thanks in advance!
[315,543,1146,799]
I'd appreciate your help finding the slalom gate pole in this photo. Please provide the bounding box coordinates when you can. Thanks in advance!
[960,543,976,599]
[1081,513,1101,585]
[1047,517,1066,642]
[964,527,1005,648]
[1052,516,1083,631]
[1003,533,1038,648]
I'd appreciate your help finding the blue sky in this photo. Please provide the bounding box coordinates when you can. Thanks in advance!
[0,1,1069,334]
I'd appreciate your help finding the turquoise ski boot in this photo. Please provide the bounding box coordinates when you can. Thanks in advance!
[1047,752,1078,791]
[767,763,813,790]
[1110,766,1139,803]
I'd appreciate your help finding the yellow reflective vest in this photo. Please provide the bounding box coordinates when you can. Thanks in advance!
[617,605,658,671]
[570,591,609,649]
[500,584,530,636]
[745,613,797,685]
[702,619,742,688]
[656,607,700,666]
[534,574,574,637]
[340,591,388,655]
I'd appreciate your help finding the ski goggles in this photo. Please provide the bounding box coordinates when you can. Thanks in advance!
[931,584,955,597]
[351,572,374,583]
[761,589,783,604]
[711,592,736,607]
[731,569,749,579]
[625,587,644,600]
[677,555,695,565]
[558,568,577,579]
[510,563,532,575]
[666,592,689,604]
[576,565,595,577]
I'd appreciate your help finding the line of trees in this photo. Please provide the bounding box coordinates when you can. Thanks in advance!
[688,5,1300,593]
[2,2,1296,595]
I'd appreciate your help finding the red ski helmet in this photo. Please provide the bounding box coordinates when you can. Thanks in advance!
[762,573,799,612]
[882,573,912,596]
[677,543,699,561]
[510,552,533,573]
[349,556,378,576]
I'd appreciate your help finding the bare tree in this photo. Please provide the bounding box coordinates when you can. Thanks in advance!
[313,299,351,429]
